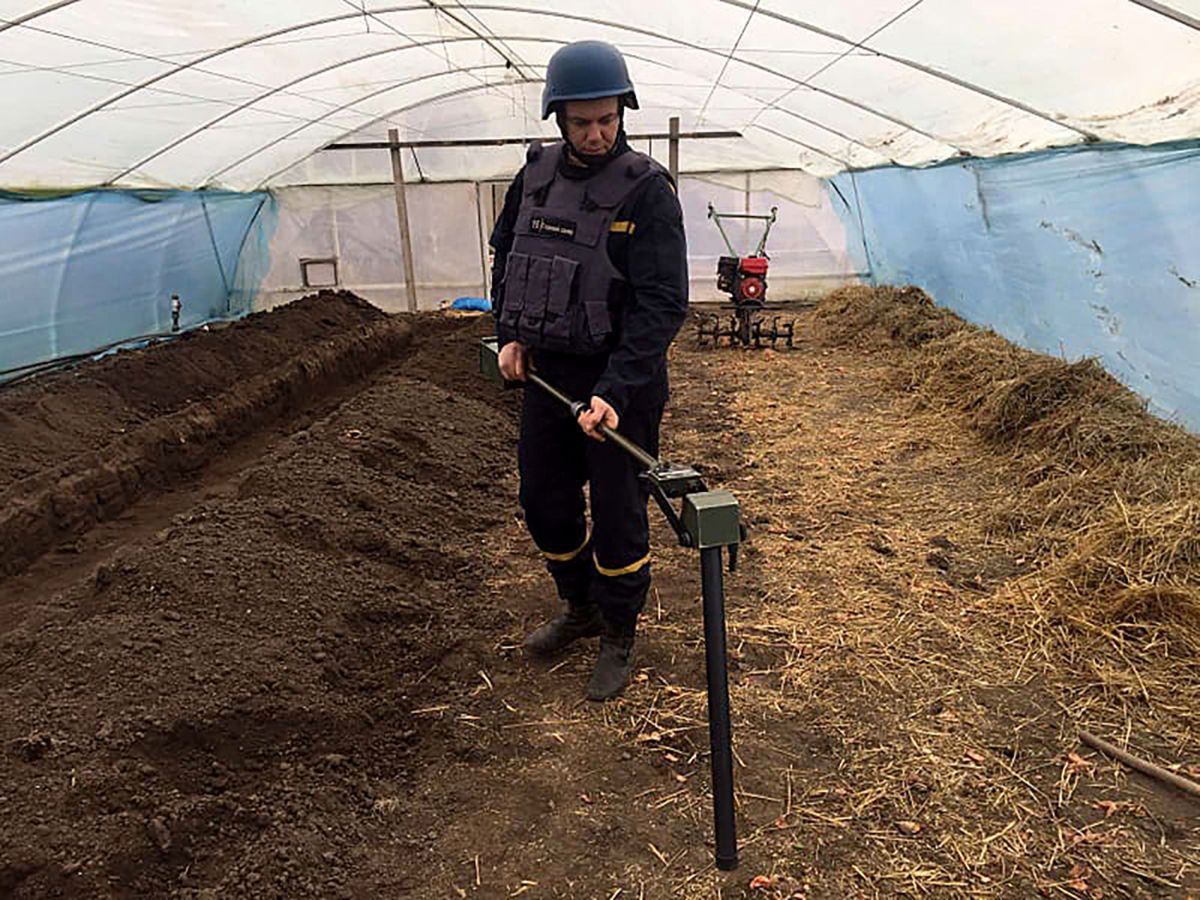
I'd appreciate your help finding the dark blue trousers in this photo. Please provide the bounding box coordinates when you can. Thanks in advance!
[517,382,663,627]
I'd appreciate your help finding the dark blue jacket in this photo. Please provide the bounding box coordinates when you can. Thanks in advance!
[489,135,688,414]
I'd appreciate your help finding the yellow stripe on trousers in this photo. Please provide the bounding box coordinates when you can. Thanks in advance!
[595,553,651,577]
[540,533,589,562]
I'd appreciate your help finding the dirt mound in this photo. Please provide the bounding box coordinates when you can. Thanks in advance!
[0,291,413,578]
[0,290,387,484]
[0,311,514,898]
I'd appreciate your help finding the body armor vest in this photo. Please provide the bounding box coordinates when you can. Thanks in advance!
[498,141,666,354]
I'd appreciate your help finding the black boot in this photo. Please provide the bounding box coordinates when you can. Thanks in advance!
[523,601,604,656]
[587,620,636,701]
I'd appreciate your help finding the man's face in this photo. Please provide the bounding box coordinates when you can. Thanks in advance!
[563,96,620,156]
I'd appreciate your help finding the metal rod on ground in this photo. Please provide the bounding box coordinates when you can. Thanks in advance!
[701,545,739,870]
[387,127,419,313]
[668,115,680,184]
[1080,731,1200,798]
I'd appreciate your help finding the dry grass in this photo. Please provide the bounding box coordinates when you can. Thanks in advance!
[633,295,1200,896]
[816,284,1200,658]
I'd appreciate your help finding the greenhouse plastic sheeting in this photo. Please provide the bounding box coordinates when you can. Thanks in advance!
[251,170,862,312]
[831,141,1200,428]
[254,183,489,312]
[1,1,1197,190]
[0,190,270,377]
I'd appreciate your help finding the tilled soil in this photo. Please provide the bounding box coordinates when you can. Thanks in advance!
[2,296,1197,899]
[0,291,410,580]
[1,307,522,898]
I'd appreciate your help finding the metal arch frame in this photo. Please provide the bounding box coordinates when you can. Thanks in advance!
[0,3,434,166]
[0,0,83,35]
[463,5,963,150]
[236,76,884,191]
[129,31,911,189]
[0,1,971,174]
[313,8,957,172]
[1128,0,1200,31]
[0,0,1109,182]
[206,68,530,188]
[197,42,732,187]
[0,0,1124,142]
[245,79,834,189]
[715,0,1100,142]
[245,78,873,190]
[226,48,748,188]
[109,37,514,184]
[226,76,539,188]
[120,35,764,185]
[249,45,914,184]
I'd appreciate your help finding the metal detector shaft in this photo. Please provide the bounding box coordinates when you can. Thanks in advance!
[524,371,659,469]
[701,547,738,870]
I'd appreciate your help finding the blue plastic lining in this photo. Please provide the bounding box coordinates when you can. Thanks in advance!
[0,188,272,380]
[828,140,1200,429]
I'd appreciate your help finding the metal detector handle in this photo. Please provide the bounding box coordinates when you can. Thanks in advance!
[524,371,660,470]
[479,338,662,470]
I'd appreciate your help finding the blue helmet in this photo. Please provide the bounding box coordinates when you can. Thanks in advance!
[541,40,639,119]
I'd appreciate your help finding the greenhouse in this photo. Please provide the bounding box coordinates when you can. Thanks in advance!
[1,2,1198,897]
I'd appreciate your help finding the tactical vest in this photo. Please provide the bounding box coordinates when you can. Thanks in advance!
[498,141,667,354]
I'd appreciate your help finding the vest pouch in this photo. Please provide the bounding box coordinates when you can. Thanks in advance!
[499,251,531,331]
[541,255,580,348]
[516,254,553,338]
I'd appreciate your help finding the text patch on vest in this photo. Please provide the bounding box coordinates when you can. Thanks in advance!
[529,214,577,241]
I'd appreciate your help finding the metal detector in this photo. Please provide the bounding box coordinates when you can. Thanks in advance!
[480,336,742,871]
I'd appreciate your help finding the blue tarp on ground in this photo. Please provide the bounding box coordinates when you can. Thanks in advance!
[830,141,1200,430]
[0,189,273,378]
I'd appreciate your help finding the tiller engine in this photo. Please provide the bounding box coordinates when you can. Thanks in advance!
[696,203,794,349]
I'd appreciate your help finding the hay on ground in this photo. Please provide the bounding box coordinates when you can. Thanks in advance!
[813,284,1200,646]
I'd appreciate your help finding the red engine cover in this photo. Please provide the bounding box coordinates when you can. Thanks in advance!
[739,256,769,276]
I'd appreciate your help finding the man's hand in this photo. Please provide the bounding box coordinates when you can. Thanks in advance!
[578,396,619,442]
[498,341,531,381]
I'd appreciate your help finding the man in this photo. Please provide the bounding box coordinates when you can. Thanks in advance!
[489,40,688,701]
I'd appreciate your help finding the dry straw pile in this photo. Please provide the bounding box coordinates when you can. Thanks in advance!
[814,285,1200,653]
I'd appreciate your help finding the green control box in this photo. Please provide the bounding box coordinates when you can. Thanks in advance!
[479,336,502,384]
[682,490,742,549]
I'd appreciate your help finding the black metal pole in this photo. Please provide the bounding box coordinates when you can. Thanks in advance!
[700,546,738,871]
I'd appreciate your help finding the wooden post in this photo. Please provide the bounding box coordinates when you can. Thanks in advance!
[388,127,419,313]
[475,182,490,300]
[668,116,680,184]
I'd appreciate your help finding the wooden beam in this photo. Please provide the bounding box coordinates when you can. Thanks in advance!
[388,127,419,313]
[325,129,740,150]
[668,116,680,184]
